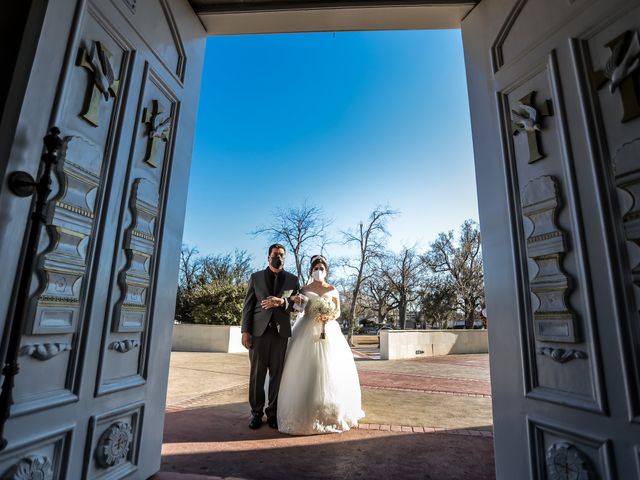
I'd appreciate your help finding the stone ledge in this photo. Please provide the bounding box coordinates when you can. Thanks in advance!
[380,329,489,360]
[172,324,245,353]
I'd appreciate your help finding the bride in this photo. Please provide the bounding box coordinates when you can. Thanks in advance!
[277,255,364,435]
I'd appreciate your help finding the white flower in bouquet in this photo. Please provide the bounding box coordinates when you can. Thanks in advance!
[308,296,336,323]
[307,296,336,339]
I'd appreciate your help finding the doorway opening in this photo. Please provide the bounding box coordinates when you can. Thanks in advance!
[163,28,494,480]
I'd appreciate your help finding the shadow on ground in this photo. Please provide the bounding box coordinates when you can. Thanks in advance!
[161,402,496,480]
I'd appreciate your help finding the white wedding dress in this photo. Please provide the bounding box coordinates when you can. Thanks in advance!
[277,289,364,435]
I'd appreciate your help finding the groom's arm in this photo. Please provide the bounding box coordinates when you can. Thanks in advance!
[241,274,257,334]
[283,276,301,313]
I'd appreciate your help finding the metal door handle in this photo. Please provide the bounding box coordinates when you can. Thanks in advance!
[0,126,62,450]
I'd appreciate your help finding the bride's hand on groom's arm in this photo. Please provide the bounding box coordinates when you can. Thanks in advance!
[261,296,284,309]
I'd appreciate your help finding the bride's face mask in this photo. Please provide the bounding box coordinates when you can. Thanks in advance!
[312,267,326,282]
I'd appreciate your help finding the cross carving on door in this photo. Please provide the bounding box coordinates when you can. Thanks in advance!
[76,41,119,127]
[142,100,172,168]
[592,30,640,123]
[511,91,553,163]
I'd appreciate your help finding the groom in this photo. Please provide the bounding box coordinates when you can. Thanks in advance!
[241,243,300,429]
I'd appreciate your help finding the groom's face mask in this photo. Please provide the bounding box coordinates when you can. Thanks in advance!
[270,254,284,269]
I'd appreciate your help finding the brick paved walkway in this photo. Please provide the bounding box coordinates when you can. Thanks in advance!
[412,355,490,368]
[159,403,495,480]
[158,351,495,479]
[359,370,491,397]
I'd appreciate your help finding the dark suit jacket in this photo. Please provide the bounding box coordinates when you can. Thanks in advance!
[241,268,300,338]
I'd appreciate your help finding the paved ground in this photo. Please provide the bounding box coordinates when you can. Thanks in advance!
[155,349,495,480]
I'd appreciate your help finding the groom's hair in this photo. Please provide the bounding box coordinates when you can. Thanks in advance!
[268,243,286,256]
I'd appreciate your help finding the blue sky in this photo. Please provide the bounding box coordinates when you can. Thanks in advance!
[183,29,478,269]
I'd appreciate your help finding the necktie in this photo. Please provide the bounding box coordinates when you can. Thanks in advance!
[270,273,279,331]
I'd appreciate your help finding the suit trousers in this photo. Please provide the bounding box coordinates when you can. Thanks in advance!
[249,325,288,418]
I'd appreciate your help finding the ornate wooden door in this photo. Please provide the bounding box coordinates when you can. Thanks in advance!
[0,0,205,478]
[462,0,640,477]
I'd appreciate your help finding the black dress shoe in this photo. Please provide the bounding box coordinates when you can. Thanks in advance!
[249,415,262,429]
[267,417,278,429]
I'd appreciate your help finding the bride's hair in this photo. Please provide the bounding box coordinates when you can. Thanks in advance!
[309,255,329,277]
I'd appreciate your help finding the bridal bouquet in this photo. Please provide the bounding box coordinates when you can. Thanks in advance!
[308,297,336,339]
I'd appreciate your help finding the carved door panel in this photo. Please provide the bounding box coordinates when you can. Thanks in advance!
[462,0,640,478]
[0,0,205,478]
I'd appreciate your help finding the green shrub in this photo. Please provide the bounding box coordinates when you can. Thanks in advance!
[188,282,248,326]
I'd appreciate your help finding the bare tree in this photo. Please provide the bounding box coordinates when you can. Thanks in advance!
[419,275,456,329]
[332,277,363,329]
[361,263,398,325]
[342,207,397,345]
[252,201,331,283]
[176,246,254,325]
[179,244,201,290]
[384,246,424,329]
[176,245,202,323]
[200,249,253,286]
[423,219,484,328]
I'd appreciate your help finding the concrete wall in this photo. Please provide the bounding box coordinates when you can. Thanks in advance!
[172,324,245,353]
[380,329,488,360]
